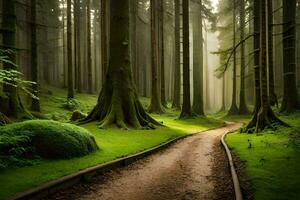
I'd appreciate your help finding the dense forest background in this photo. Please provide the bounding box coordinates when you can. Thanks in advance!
[0,0,299,122]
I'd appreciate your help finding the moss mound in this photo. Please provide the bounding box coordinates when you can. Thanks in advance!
[0,120,99,168]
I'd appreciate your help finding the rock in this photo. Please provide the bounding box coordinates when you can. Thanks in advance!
[70,110,87,121]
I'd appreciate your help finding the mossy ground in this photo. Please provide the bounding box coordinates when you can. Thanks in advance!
[226,112,300,200]
[0,87,223,200]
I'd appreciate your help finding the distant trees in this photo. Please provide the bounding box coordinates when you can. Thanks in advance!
[67,0,74,99]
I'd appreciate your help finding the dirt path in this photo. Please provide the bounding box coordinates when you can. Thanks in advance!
[51,123,242,200]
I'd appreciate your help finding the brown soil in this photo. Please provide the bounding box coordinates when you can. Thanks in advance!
[48,123,242,200]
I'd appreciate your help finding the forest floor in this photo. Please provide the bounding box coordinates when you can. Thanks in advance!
[0,86,223,200]
[226,112,300,200]
[48,123,242,200]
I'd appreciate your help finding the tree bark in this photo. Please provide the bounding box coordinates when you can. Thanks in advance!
[245,0,287,133]
[192,0,204,116]
[160,0,167,107]
[149,0,164,114]
[82,0,160,129]
[0,0,31,118]
[238,0,249,115]
[101,0,108,84]
[75,0,82,93]
[67,0,74,99]
[280,0,300,113]
[180,0,193,118]
[30,0,41,112]
[87,0,93,93]
[172,0,181,109]
[228,0,238,115]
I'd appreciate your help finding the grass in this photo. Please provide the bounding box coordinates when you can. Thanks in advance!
[0,87,223,200]
[226,112,300,200]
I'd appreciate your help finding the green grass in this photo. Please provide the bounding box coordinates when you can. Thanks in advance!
[226,113,300,200]
[0,87,223,200]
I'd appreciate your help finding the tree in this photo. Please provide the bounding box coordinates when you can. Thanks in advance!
[149,0,165,114]
[245,0,286,132]
[228,0,238,115]
[82,0,160,129]
[192,0,205,116]
[237,0,249,114]
[160,0,167,107]
[30,0,41,112]
[180,0,193,118]
[67,0,74,99]
[280,0,300,113]
[0,0,31,118]
[87,0,93,93]
[267,0,278,107]
[172,0,181,109]
[101,0,108,83]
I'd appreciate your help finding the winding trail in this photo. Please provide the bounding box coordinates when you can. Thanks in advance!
[52,123,242,200]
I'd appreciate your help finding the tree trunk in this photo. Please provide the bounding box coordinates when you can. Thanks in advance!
[149,0,164,114]
[82,0,160,129]
[267,0,278,107]
[160,0,167,107]
[245,0,286,133]
[101,0,108,84]
[192,0,204,116]
[172,0,181,109]
[238,0,249,115]
[280,0,300,113]
[228,0,238,115]
[180,0,193,118]
[67,0,74,99]
[75,0,82,93]
[0,0,31,118]
[87,0,93,93]
[219,76,226,112]
[30,0,41,112]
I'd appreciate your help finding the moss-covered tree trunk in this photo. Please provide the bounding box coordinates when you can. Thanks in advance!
[30,0,41,112]
[180,0,193,118]
[0,0,31,118]
[245,0,286,132]
[149,0,164,114]
[280,0,300,113]
[192,0,204,116]
[238,0,249,115]
[228,0,238,115]
[83,0,160,129]
[172,0,181,110]
[267,0,278,107]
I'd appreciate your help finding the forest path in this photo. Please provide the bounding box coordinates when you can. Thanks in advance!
[52,123,242,200]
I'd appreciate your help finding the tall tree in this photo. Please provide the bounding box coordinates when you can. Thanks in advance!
[67,0,74,99]
[0,0,31,118]
[192,0,204,115]
[172,0,181,109]
[101,0,108,83]
[160,0,167,107]
[82,0,160,129]
[237,0,249,114]
[267,0,278,106]
[149,0,164,114]
[87,0,93,93]
[228,0,238,115]
[30,0,41,112]
[180,0,193,118]
[245,0,286,132]
[280,0,300,113]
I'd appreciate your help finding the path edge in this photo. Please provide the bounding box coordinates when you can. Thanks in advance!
[9,125,225,200]
[221,124,243,200]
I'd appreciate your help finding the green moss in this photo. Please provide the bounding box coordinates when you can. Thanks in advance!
[226,113,300,200]
[0,120,99,167]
